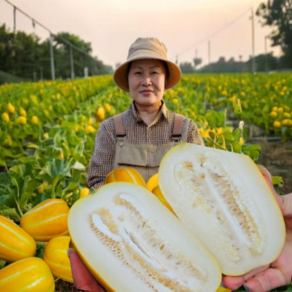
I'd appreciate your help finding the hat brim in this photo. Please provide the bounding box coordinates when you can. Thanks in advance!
[113,54,181,92]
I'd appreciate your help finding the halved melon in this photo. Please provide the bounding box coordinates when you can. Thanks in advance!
[159,143,286,276]
[68,182,221,292]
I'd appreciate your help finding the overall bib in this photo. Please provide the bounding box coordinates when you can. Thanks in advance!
[112,113,189,182]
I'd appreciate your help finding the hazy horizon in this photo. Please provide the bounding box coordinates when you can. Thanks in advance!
[0,0,282,69]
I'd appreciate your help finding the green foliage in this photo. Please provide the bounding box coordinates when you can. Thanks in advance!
[0,24,113,82]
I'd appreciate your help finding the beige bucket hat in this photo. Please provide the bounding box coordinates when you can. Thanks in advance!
[114,37,182,92]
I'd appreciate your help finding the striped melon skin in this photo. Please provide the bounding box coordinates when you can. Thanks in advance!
[0,257,55,292]
[20,199,69,242]
[105,167,147,188]
[0,215,36,262]
[147,173,159,192]
[44,236,73,283]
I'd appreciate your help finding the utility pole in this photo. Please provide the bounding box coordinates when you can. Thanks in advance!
[49,34,55,80]
[70,45,75,79]
[208,40,211,73]
[13,6,16,33]
[265,36,268,73]
[250,8,255,74]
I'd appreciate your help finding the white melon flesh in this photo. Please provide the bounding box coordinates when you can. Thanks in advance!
[68,183,221,292]
[159,143,286,276]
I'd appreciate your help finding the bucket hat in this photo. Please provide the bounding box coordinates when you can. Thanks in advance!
[114,37,182,91]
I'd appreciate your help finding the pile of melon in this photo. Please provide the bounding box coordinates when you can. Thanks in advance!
[0,199,73,291]
[68,144,285,292]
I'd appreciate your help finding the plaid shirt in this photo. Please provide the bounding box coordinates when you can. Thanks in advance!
[87,101,204,189]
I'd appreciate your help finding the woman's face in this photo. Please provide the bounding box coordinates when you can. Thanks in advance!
[128,59,167,107]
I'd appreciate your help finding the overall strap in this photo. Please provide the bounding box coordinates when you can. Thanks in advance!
[114,114,126,137]
[172,114,184,141]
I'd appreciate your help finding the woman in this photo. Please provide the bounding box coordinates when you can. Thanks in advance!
[69,38,292,292]
[87,37,204,188]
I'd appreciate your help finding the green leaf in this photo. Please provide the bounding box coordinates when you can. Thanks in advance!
[35,242,45,259]
[233,128,241,142]
[0,173,10,187]
[25,142,39,149]
[0,259,6,269]
[71,161,86,171]
[0,208,21,222]
[39,158,71,179]
[223,131,235,141]
[272,176,284,187]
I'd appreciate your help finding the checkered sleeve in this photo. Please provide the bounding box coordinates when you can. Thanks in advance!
[187,119,205,146]
[87,120,116,190]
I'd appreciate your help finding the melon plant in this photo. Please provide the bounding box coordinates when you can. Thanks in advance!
[0,215,36,262]
[0,257,55,292]
[159,143,286,275]
[68,182,222,292]
[20,199,69,241]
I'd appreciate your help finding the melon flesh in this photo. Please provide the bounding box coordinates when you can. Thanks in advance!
[159,143,286,276]
[68,183,221,292]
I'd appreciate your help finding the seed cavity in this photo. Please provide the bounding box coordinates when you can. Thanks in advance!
[173,152,266,263]
[90,193,208,291]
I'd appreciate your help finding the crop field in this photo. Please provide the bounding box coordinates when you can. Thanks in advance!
[0,73,291,291]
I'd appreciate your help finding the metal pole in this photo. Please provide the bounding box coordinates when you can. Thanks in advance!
[70,45,75,79]
[13,6,16,33]
[251,8,255,74]
[265,36,268,73]
[208,40,211,73]
[49,34,55,80]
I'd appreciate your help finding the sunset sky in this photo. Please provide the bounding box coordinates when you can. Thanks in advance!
[0,0,281,69]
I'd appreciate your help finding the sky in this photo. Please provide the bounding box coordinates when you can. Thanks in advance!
[0,0,281,69]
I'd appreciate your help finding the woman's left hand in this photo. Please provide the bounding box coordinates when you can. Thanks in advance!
[222,166,292,292]
[67,248,106,292]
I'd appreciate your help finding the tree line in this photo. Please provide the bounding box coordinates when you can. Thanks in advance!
[180,0,292,74]
[0,24,113,82]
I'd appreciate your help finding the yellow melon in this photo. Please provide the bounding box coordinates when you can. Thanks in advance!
[0,257,55,292]
[104,167,147,188]
[147,172,159,192]
[20,199,69,242]
[152,185,174,213]
[0,215,36,262]
[44,236,73,283]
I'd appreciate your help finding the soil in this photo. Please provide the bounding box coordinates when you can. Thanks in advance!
[249,138,292,193]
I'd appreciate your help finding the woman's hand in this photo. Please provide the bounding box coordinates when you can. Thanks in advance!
[67,248,106,292]
[222,165,292,292]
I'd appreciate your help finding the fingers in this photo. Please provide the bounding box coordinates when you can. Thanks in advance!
[256,165,272,182]
[257,164,292,218]
[280,193,292,218]
[245,268,288,292]
[222,265,269,290]
[67,248,106,292]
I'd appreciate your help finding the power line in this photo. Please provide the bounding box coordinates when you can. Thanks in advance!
[171,7,252,60]
[4,0,95,59]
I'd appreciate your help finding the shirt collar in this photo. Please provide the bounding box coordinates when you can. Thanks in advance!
[131,100,170,123]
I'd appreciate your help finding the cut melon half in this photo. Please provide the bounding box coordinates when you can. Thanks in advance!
[68,182,221,292]
[159,143,286,276]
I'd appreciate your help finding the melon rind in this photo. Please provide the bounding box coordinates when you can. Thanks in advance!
[159,143,286,276]
[68,182,221,292]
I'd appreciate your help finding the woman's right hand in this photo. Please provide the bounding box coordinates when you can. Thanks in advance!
[67,248,106,292]
[222,166,292,292]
